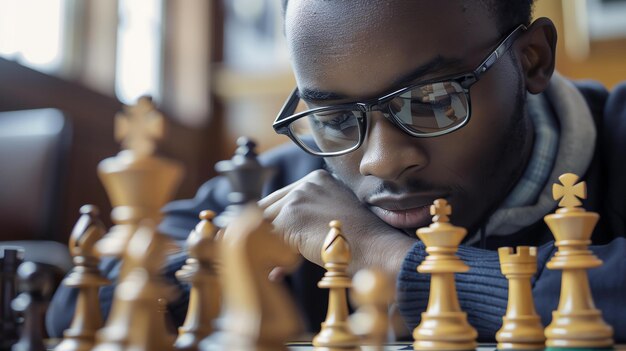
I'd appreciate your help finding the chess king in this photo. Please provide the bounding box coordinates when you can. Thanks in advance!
[48,0,626,344]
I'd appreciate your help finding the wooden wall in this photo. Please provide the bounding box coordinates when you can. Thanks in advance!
[0,58,221,243]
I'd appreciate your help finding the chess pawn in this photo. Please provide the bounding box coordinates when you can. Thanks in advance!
[495,247,545,350]
[55,205,111,351]
[175,210,221,351]
[1,247,24,350]
[544,173,613,349]
[96,96,184,257]
[349,269,394,351]
[11,262,54,351]
[92,222,176,351]
[412,199,477,351]
[312,220,360,351]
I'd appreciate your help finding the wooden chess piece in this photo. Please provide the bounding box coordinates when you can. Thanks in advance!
[205,204,302,351]
[55,205,110,351]
[11,262,54,351]
[412,199,477,351]
[544,173,613,349]
[1,247,24,350]
[349,269,394,351]
[495,246,545,350]
[158,297,178,345]
[312,220,359,351]
[213,137,274,228]
[96,96,184,257]
[175,210,221,351]
[92,222,175,351]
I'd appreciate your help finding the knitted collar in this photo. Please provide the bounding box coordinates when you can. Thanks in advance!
[469,73,597,245]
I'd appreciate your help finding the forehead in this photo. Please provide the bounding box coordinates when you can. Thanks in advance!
[285,0,499,99]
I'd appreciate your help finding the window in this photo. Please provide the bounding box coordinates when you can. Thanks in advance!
[115,0,164,104]
[0,0,68,73]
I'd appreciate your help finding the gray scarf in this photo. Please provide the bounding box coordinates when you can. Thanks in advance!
[473,73,597,244]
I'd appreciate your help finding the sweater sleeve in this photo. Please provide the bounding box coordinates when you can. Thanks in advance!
[396,237,626,342]
[396,240,554,340]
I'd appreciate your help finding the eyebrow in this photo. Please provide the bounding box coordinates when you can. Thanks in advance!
[298,55,465,103]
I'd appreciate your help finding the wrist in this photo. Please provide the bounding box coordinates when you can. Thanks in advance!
[377,233,417,280]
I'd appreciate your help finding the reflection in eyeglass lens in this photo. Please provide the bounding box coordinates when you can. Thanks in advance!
[390,81,468,134]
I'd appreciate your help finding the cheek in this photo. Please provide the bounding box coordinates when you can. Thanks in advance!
[324,153,363,187]
[426,63,521,181]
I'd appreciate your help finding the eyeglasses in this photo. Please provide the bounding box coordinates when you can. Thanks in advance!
[273,24,527,157]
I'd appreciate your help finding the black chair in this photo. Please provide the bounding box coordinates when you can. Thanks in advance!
[0,109,72,273]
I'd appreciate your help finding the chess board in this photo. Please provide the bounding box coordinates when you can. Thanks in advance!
[286,343,498,350]
[286,345,626,351]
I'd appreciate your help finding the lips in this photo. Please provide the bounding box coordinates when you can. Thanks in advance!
[367,193,448,229]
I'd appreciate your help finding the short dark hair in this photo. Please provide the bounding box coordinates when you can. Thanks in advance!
[483,0,536,34]
[282,1,536,35]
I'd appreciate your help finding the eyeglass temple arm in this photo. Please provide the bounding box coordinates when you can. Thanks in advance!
[468,24,528,85]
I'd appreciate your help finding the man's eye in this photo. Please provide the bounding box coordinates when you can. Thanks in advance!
[315,112,353,128]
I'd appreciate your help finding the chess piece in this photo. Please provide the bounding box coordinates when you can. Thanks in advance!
[55,205,111,351]
[349,269,393,351]
[205,204,302,351]
[213,137,274,228]
[159,297,178,336]
[92,222,175,351]
[544,173,613,349]
[11,262,54,351]
[175,210,221,351]
[312,220,359,351]
[1,247,24,351]
[412,199,477,351]
[96,96,184,257]
[495,246,545,350]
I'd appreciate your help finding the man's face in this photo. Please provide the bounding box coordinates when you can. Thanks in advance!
[285,1,532,235]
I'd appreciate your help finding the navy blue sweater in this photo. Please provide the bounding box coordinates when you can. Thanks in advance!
[47,81,626,341]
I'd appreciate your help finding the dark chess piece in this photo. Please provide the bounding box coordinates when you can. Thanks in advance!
[11,262,54,351]
[213,137,274,228]
[1,247,24,351]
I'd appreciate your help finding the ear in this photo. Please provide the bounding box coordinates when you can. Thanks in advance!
[515,17,557,94]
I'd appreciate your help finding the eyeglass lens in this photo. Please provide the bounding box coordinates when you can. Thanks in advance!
[289,80,469,154]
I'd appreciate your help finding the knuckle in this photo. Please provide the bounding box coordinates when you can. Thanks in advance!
[308,169,331,181]
[285,188,309,207]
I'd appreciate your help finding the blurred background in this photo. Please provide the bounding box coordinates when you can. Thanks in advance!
[0,0,625,246]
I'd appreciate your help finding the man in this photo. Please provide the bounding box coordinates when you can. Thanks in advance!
[48,0,626,341]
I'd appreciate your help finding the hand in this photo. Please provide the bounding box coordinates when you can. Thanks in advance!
[259,169,416,278]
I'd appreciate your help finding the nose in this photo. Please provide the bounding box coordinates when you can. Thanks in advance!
[359,112,429,180]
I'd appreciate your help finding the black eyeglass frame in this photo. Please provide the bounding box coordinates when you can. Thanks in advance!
[273,24,527,157]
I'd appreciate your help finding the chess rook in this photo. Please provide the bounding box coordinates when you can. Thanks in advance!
[96,96,184,257]
[312,220,359,351]
[55,205,110,351]
[175,210,220,351]
[412,199,477,351]
[544,174,613,349]
[496,246,545,350]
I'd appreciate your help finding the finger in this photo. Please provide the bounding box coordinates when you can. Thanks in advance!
[258,177,304,209]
